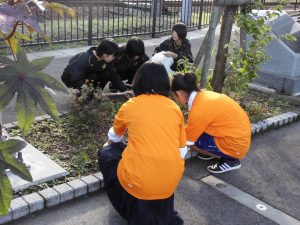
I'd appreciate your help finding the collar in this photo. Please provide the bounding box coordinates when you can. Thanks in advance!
[188,91,197,110]
[92,50,101,61]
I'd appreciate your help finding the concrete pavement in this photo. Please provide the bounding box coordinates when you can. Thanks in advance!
[6,121,300,225]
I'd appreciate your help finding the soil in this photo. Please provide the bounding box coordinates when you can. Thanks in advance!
[8,91,300,195]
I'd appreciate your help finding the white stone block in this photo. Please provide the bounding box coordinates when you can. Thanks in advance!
[81,175,101,193]
[22,192,44,213]
[10,197,29,220]
[53,183,74,203]
[67,179,87,198]
[39,188,60,207]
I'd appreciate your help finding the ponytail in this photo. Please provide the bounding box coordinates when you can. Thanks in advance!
[171,72,199,94]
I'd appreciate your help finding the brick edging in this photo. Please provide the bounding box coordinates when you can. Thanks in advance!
[1,111,299,224]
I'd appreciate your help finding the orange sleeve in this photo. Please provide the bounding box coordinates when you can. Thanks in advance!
[113,103,127,136]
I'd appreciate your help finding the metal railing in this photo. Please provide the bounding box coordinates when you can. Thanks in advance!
[1,0,298,48]
[0,0,213,48]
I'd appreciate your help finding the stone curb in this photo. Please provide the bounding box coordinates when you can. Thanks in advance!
[1,111,299,224]
[0,173,104,224]
[183,111,299,159]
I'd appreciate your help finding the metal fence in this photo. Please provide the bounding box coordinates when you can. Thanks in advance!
[1,0,299,48]
[1,0,213,48]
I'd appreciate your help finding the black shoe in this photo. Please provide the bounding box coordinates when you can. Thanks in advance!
[197,153,214,160]
[207,158,241,174]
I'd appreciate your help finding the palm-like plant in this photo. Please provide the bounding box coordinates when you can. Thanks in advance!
[0,0,75,216]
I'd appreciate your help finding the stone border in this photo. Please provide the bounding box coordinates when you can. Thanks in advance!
[185,111,299,159]
[0,111,299,224]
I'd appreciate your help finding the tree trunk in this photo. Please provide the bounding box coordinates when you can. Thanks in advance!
[194,31,208,67]
[240,5,247,51]
[200,5,223,88]
[211,5,238,93]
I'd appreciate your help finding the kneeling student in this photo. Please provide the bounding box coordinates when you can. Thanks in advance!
[171,72,251,173]
[99,62,186,225]
[61,39,128,92]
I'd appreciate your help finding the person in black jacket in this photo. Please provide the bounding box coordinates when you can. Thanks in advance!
[153,23,194,71]
[115,37,149,85]
[61,39,127,92]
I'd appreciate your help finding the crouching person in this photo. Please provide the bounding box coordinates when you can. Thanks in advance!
[171,72,251,174]
[98,62,187,225]
[61,39,128,92]
[115,37,149,85]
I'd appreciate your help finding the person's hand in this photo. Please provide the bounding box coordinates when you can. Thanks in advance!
[103,140,113,147]
[162,51,178,59]
[125,83,132,89]
[124,90,134,98]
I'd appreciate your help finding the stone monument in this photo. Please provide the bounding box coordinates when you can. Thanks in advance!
[250,12,300,96]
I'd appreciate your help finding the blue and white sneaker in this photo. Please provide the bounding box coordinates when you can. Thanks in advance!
[207,159,241,173]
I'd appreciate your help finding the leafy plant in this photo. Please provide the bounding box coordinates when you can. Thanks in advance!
[0,1,75,57]
[0,138,32,216]
[0,0,75,217]
[0,48,68,134]
[176,58,213,90]
[224,0,296,99]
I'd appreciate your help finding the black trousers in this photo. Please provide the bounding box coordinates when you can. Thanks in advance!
[98,143,184,225]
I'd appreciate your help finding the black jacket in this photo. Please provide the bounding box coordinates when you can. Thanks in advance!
[154,38,194,71]
[61,47,127,91]
[115,46,149,84]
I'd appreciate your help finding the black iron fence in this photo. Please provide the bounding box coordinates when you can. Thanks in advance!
[0,0,213,48]
[1,0,299,48]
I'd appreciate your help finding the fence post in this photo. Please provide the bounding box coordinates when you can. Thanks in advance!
[181,0,193,25]
[295,0,298,10]
[88,0,93,45]
[151,0,158,38]
[198,0,204,29]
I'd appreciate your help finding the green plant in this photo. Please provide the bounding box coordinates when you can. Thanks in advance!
[0,139,32,215]
[224,0,296,99]
[0,0,75,216]
[176,58,213,90]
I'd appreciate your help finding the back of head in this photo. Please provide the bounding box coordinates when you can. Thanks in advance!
[133,62,170,97]
[172,23,187,40]
[171,72,199,94]
[96,38,119,57]
[125,37,145,58]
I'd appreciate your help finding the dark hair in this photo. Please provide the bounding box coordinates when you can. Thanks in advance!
[132,62,170,97]
[96,39,119,57]
[171,72,199,94]
[125,37,145,58]
[172,23,187,40]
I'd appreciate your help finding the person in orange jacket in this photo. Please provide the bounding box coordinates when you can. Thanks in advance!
[98,62,187,225]
[171,72,251,173]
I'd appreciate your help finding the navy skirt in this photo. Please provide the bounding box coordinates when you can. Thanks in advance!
[98,142,183,225]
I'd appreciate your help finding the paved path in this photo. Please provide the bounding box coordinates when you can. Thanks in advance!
[7,122,300,225]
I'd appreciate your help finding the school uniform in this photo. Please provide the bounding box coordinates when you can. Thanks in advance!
[61,47,127,91]
[115,46,149,84]
[154,38,194,71]
[99,94,186,225]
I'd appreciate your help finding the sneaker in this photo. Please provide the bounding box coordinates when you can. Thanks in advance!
[207,159,241,174]
[197,153,214,160]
